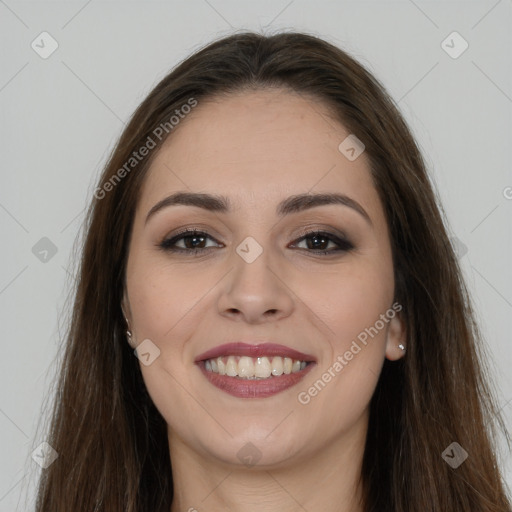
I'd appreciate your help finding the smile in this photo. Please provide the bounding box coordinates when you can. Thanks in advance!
[195,342,316,398]
[204,355,308,378]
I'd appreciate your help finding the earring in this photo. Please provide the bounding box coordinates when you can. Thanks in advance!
[124,316,134,346]
[126,329,136,348]
[398,343,406,352]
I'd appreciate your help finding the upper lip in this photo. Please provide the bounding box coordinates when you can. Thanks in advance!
[195,342,316,363]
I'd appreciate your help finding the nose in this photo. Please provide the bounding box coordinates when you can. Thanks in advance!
[216,246,295,324]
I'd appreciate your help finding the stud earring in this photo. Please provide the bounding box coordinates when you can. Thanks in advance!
[124,316,134,347]
[398,343,406,352]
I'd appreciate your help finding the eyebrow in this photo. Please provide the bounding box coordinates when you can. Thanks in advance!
[145,191,372,225]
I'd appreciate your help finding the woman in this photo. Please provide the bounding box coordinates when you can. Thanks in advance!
[34,31,511,511]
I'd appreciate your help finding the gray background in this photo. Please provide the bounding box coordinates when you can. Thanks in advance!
[1,1,511,509]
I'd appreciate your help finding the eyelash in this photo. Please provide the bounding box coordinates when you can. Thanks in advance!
[157,227,354,256]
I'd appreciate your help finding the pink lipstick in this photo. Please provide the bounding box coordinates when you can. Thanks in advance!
[195,342,316,399]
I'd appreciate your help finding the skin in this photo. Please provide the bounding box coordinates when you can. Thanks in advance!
[122,88,406,512]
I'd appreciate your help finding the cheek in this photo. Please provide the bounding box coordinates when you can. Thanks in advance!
[293,257,394,418]
[127,263,227,425]
[128,260,225,344]
[295,257,394,353]
[130,272,209,443]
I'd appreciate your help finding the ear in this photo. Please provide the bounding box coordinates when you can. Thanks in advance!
[121,293,137,348]
[121,292,131,325]
[384,310,407,361]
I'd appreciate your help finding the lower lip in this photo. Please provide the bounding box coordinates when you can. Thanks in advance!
[197,361,316,398]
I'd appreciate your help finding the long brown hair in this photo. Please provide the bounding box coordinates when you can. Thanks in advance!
[33,30,511,511]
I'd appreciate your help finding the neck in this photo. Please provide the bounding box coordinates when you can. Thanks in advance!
[168,411,368,512]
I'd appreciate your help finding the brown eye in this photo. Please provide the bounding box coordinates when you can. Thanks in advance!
[291,231,354,254]
[159,230,222,253]
[157,229,353,256]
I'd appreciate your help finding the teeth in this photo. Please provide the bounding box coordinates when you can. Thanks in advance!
[203,355,309,379]
[226,356,237,377]
[255,356,271,378]
[271,356,283,376]
[238,356,254,378]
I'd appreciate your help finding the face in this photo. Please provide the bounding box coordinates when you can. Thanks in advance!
[122,88,406,469]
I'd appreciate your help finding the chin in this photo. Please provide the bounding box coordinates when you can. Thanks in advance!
[198,426,307,469]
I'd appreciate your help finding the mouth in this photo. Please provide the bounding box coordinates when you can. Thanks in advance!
[195,342,316,398]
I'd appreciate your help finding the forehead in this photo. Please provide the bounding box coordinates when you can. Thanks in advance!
[137,89,380,220]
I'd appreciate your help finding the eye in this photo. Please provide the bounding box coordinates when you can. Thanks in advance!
[158,229,223,254]
[290,230,354,255]
[157,228,354,256]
